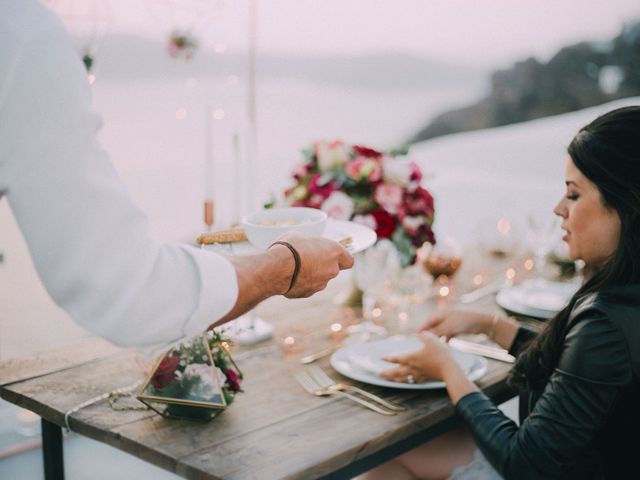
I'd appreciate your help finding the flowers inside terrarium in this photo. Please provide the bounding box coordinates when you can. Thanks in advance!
[137,330,242,421]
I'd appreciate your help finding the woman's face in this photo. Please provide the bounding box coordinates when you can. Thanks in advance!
[554,156,621,267]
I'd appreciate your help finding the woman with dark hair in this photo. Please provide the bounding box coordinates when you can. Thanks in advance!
[360,106,640,479]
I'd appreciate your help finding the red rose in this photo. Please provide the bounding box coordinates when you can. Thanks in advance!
[308,173,337,199]
[404,187,434,217]
[151,354,180,389]
[353,145,382,158]
[371,210,397,239]
[224,368,242,392]
[292,162,312,180]
[412,224,436,247]
[409,161,423,184]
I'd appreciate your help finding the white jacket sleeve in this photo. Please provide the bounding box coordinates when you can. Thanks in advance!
[0,4,238,347]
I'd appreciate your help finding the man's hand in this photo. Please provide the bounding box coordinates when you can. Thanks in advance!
[276,232,354,298]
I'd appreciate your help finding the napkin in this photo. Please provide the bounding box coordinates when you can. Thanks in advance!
[347,353,396,375]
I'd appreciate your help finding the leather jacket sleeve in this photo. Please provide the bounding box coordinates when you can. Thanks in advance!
[508,323,539,357]
[455,311,631,479]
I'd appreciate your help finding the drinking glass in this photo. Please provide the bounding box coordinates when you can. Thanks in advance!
[420,237,463,280]
[347,246,391,340]
[526,214,561,278]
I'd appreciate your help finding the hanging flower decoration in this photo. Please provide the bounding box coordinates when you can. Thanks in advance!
[146,0,226,60]
[284,141,436,267]
[44,0,114,74]
[81,49,95,72]
[167,30,199,60]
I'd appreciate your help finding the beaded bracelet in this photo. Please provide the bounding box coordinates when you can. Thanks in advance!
[270,241,302,294]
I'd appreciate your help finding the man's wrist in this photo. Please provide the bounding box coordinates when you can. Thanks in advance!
[266,244,296,295]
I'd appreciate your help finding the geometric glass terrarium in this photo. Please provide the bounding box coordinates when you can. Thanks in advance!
[137,330,243,421]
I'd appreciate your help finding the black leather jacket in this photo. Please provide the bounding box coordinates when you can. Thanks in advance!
[455,284,640,479]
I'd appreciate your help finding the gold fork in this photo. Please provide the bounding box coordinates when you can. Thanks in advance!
[294,370,396,416]
[307,365,407,412]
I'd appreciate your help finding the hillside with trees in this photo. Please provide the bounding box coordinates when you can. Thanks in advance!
[410,21,640,143]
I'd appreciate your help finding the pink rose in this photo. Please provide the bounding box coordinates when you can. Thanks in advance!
[345,157,382,183]
[321,191,354,221]
[315,140,351,171]
[374,184,404,215]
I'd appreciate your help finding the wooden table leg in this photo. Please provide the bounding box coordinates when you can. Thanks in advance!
[41,418,64,480]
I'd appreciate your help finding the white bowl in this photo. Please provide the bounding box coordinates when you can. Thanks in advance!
[241,207,328,250]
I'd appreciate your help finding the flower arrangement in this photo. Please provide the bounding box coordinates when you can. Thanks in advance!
[167,30,199,60]
[284,140,436,266]
[138,330,242,421]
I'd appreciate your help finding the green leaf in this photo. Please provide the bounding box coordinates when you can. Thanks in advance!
[391,228,415,268]
[387,145,409,156]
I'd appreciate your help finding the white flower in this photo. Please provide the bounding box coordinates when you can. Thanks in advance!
[316,140,351,171]
[382,156,412,187]
[183,363,214,382]
[321,191,354,221]
[352,214,377,231]
[402,215,425,234]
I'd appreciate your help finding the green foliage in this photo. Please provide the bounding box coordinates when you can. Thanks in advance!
[149,373,202,400]
[392,228,415,268]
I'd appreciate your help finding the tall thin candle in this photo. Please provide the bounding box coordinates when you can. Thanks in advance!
[204,103,214,230]
[232,132,241,225]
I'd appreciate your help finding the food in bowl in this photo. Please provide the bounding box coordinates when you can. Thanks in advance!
[241,207,328,250]
[256,218,313,227]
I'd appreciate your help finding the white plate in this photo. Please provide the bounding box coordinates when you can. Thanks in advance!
[330,335,488,390]
[203,219,376,255]
[496,278,578,319]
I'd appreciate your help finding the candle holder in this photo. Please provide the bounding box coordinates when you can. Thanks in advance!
[419,238,463,280]
[476,216,519,257]
[277,322,310,356]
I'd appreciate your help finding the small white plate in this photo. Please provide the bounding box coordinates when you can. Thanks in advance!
[330,335,488,390]
[203,219,376,256]
[496,278,578,319]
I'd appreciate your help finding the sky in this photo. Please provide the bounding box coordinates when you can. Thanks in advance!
[81,0,640,68]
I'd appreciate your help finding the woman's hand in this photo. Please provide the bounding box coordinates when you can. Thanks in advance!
[379,332,460,383]
[418,309,493,341]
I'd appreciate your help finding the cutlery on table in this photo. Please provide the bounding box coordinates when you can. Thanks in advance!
[307,365,407,412]
[448,338,515,363]
[299,346,337,365]
[294,370,396,415]
[460,278,513,304]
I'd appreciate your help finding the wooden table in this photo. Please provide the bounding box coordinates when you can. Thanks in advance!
[0,341,514,480]
[0,284,518,480]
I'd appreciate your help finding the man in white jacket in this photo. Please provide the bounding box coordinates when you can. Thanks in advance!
[0,0,353,347]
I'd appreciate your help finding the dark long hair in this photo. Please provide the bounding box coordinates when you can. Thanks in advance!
[508,106,640,391]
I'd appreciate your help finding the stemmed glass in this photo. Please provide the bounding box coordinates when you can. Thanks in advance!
[526,214,561,279]
[347,245,391,341]
[420,237,463,280]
